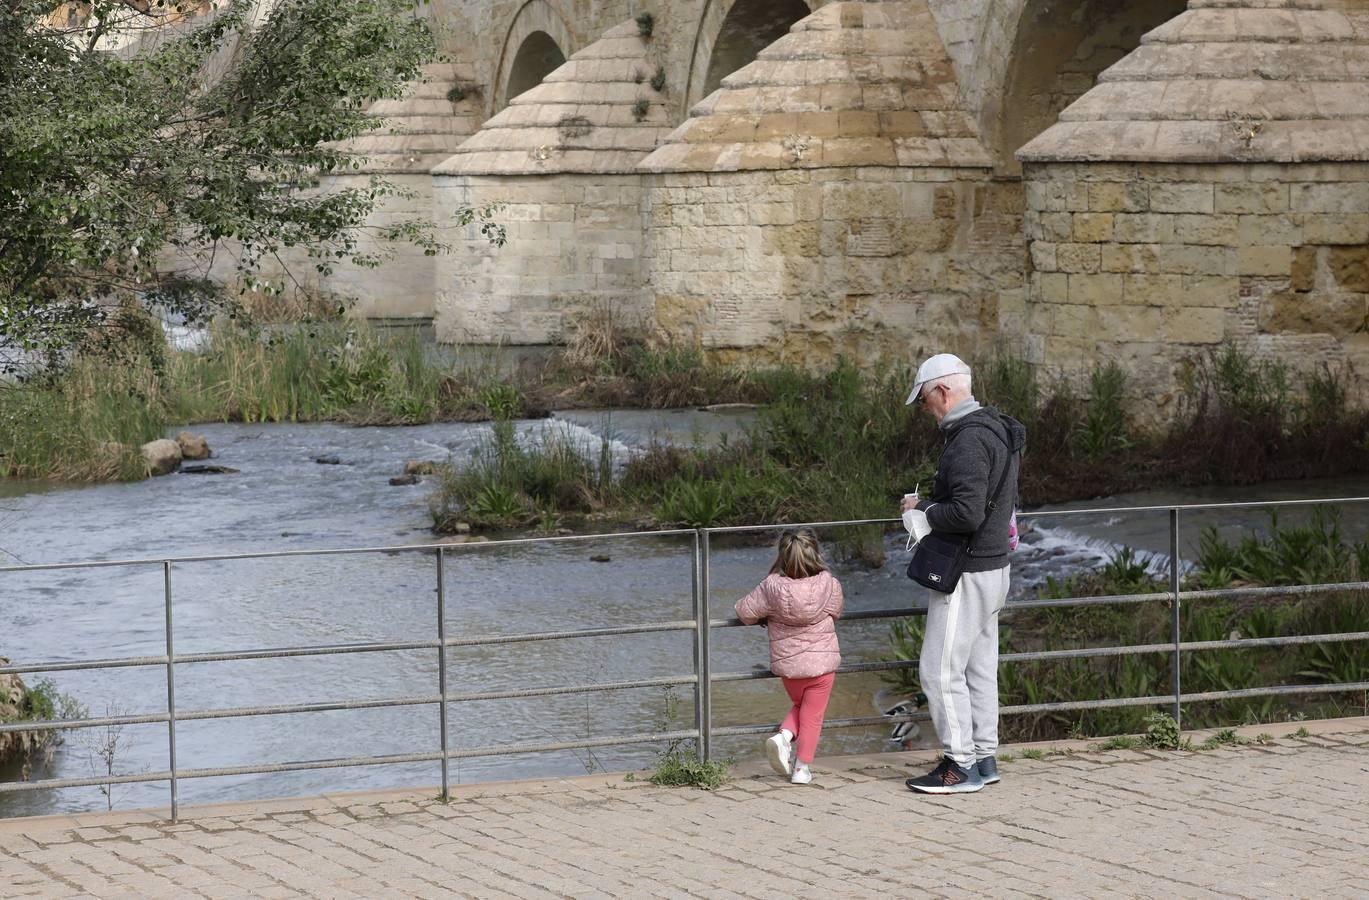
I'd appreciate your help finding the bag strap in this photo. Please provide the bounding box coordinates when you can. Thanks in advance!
[954,420,1017,557]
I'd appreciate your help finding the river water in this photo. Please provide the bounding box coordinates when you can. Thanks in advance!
[2,410,1366,817]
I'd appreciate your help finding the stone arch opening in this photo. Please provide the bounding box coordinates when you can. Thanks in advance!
[505,31,566,102]
[493,0,577,111]
[992,0,1187,173]
[688,0,813,108]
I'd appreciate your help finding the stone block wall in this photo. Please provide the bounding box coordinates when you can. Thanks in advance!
[1022,161,1369,406]
[322,173,439,320]
[643,167,1023,367]
[433,174,648,343]
[188,173,439,320]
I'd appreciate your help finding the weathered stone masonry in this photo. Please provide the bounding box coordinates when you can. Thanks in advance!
[1019,0,1369,404]
[238,0,1369,407]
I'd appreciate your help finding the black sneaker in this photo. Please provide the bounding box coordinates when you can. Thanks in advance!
[977,756,1000,785]
[906,757,984,794]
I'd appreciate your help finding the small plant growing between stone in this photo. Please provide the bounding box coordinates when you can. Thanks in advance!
[635,11,654,38]
[631,98,650,122]
[1021,748,1045,760]
[632,68,646,84]
[650,65,666,93]
[1092,734,1144,751]
[1142,712,1183,750]
[649,744,731,789]
[1256,732,1274,745]
[1196,728,1250,751]
[644,687,730,789]
[446,81,482,104]
[79,703,134,811]
[557,114,594,145]
[1294,725,1311,738]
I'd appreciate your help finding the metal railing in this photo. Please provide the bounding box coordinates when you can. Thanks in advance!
[2,497,1368,820]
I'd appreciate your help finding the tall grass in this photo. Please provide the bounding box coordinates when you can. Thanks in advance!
[0,361,162,481]
[168,322,514,425]
[1,320,549,481]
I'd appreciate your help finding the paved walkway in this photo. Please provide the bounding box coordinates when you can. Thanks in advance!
[2,718,1367,898]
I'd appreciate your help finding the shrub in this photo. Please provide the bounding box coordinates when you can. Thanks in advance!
[657,478,733,528]
[1194,508,1366,588]
[1076,362,1130,460]
[635,11,654,37]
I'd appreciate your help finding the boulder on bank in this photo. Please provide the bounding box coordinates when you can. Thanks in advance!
[0,662,50,766]
[176,431,210,460]
[404,460,440,476]
[140,439,182,476]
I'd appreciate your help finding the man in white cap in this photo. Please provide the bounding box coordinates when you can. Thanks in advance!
[900,353,1026,794]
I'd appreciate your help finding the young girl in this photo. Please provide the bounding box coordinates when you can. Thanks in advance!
[734,529,844,785]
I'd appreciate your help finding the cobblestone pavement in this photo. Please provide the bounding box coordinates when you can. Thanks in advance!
[2,718,1367,898]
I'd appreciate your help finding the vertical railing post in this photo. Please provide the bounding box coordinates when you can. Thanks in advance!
[1169,508,1182,728]
[436,547,450,801]
[163,560,179,821]
[692,529,713,762]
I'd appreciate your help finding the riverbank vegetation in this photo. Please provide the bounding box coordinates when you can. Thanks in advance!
[881,510,1369,742]
[0,674,84,771]
[429,342,1369,560]
[4,303,1367,518]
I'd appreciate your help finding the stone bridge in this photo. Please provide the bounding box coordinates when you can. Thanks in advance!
[3,717,1367,897]
[255,0,1369,402]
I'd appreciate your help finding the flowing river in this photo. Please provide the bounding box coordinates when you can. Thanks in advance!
[2,410,1366,817]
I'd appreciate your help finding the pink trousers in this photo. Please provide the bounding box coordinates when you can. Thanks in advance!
[779,672,836,764]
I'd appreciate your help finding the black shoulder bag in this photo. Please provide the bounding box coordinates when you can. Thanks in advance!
[906,424,1014,594]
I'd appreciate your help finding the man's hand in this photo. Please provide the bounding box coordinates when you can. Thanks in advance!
[900,493,920,514]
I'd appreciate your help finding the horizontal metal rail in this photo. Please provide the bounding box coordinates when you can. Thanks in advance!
[5,495,1367,577]
[713,712,929,739]
[1179,581,1369,602]
[442,728,700,762]
[0,710,171,735]
[712,659,917,684]
[0,654,168,676]
[0,770,174,794]
[0,528,701,574]
[177,640,439,665]
[441,621,695,647]
[441,675,697,704]
[1001,695,1174,716]
[997,680,1369,718]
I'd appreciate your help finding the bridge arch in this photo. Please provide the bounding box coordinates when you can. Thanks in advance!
[494,0,576,110]
[685,0,816,111]
[983,0,1187,173]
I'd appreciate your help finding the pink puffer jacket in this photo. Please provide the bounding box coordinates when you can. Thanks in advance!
[734,570,844,679]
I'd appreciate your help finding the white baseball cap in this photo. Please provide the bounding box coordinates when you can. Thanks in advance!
[905,353,971,405]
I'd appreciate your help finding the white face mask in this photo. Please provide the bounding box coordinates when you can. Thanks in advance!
[902,507,931,550]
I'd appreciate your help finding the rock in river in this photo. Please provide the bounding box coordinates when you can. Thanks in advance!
[140,439,182,476]
[176,431,211,460]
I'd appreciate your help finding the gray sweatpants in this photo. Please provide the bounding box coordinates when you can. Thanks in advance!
[919,566,1010,769]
